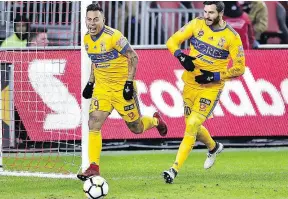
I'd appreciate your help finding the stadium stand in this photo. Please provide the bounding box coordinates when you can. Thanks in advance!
[0,1,80,47]
[261,1,288,44]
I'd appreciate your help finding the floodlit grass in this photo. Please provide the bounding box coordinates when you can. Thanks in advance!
[1,148,288,199]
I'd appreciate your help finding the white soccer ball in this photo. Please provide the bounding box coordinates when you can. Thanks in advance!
[83,176,109,199]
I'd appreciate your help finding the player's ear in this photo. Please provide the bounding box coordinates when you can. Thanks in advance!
[103,17,105,24]
[219,11,224,18]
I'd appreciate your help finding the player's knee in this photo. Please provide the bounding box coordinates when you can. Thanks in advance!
[185,115,203,136]
[129,125,143,134]
[130,127,143,134]
[127,121,143,134]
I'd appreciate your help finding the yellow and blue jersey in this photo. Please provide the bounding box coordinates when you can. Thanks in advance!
[84,25,129,91]
[166,17,245,90]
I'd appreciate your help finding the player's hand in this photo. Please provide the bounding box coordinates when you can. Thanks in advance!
[123,81,134,100]
[176,53,196,72]
[195,69,220,84]
[82,82,94,99]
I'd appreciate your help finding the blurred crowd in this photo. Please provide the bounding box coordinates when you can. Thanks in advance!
[0,1,80,48]
[224,1,288,49]
[0,15,49,48]
[1,1,288,49]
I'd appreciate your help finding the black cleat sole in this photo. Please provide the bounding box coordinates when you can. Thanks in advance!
[162,171,174,184]
[77,174,89,181]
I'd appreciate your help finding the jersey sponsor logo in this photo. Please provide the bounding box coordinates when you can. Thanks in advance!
[196,54,214,64]
[200,98,211,105]
[190,37,229,59]
[124,104,135,111]
[198,56,214,64]
[199,98,211,112]
[88,49,119,63]
[95,64,110,68]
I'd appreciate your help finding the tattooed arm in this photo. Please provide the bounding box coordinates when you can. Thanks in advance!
[123,45,139,81]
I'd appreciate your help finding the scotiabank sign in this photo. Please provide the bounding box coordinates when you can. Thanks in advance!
[1,50,287,141]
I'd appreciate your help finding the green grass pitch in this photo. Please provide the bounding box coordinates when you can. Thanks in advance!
[0,148,288,199]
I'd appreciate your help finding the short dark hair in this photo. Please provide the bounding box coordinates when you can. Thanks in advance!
[203,1,225,13]
[13,15,30,35]
[28,28,48,43]
[14,15,29,23]
[86,3,103,13]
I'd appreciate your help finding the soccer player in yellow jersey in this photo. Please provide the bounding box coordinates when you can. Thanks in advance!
[163,1,246,183]
[77,4,168,181]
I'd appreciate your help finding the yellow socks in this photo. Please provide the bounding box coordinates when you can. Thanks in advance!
[197,125,216,151]
[172,133,196,172]
[140,116,158,132]
[172,112,206,172]
[89,130,102,165]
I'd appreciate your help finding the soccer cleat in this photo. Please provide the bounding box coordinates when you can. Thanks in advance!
[153,112,168,136]
[204,142,224,169]
[77,162,100,181]
[162,168,178,184]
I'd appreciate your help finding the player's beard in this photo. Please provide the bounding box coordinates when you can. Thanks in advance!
[212,15,221,26]
[205,15,221,26]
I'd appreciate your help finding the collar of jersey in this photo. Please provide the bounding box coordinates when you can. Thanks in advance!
[209,23,227,32]
[91,26,105,42]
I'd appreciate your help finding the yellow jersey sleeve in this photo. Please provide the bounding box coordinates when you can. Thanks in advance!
[111,30,129,55]
[166,18,198,57]
[83,33,91,54]
[220,34,246,80]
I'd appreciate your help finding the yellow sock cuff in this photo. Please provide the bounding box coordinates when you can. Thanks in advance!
[141,116,157,132]
[89,130,101,134]
[153,118,159,126]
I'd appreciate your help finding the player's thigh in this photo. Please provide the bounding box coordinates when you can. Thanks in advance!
[185,111,206,136]
[89,110,110,130]
[89,91,113,130]
[183,85,199,122]
[90,90,113,114]
[192,89,222,118]
[112,88,141,124]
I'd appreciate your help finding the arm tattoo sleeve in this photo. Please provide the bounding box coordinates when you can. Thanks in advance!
[123,45,138,81]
